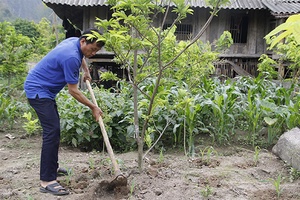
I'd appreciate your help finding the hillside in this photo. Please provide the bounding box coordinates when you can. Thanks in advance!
[0,0,53,22]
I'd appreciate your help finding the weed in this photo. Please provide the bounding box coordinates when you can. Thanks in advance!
[88,157,95,170]
[158,147,164,163]
[27,195,34,200]
[22,112,41,136]
[64,168,74,186]
[289,167,300,182]
[200,185,213,197]
[253,146,261,166]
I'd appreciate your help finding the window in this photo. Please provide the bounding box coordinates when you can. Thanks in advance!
[163,24,193,40]
[230,15,248,43]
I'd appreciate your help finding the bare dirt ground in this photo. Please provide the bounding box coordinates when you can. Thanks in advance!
[1,125,300,200]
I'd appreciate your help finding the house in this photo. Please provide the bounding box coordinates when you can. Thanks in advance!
[42,0,300,79]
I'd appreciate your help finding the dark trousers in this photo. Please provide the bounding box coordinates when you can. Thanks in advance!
[28,97,60,181]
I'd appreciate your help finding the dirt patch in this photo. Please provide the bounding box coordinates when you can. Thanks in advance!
[1,127,300,200]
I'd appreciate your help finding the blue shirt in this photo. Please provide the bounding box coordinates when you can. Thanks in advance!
[24,37,83,99]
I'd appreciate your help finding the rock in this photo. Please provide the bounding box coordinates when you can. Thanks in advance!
[272,127,300,170]
[154,188,163,196]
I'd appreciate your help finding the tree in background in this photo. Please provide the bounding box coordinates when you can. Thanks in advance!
[0,21,31,86]
[31,17,65,60]
[12,18,65,61]
[12,19,40,39]
[92,0,231,170]
[264,14,300,79]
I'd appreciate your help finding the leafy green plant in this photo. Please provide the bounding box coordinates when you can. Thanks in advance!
[57,89,100,149]
[22,112,41,136]
[258,54,278,79]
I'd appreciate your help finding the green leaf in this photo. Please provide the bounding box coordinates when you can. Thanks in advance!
[264,117,278,126]
[76,128,83,134]
[72,138,77,147]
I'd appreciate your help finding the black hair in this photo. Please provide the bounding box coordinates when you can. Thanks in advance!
[80,28,105,48]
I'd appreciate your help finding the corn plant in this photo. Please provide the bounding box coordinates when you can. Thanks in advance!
[200,80,240,145]
[171,87,202,156]
[129,179,136,199]
[244,89,263,146]
[199,146,218,164]
[268,174,284,199]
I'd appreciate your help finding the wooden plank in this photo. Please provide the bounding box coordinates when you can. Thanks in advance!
[224,60,254,77]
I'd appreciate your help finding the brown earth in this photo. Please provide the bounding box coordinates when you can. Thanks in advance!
[1,126,300,200]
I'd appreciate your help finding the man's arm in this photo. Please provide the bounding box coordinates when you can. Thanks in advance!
[68,83,102,121]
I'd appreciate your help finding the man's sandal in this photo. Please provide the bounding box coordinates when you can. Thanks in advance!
[40,182,69,196]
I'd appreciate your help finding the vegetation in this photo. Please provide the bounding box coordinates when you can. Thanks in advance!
[0,21,31,86]
[1,0,300,175]
[88,0,232,170]
[263,14,300,79]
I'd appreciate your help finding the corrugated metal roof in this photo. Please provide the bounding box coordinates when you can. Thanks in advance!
[42,0,108,6]
[262,0,300,15]
[178,0,265,9]
[42,0,264,9]
[222,0,265,9]
[42,0,300,14]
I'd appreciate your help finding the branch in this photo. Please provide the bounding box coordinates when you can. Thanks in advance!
[143,117,172,159]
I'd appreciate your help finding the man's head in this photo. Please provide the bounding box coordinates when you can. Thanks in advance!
[79,28,105,58]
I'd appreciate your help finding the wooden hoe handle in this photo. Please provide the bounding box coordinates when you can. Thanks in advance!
[85,80,121,175]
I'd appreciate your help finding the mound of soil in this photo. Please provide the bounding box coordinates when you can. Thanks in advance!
[1,128,300,200]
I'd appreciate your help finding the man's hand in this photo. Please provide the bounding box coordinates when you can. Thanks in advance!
[83,72,92,82]
[92,106,103,122]
[81,58,92,82]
